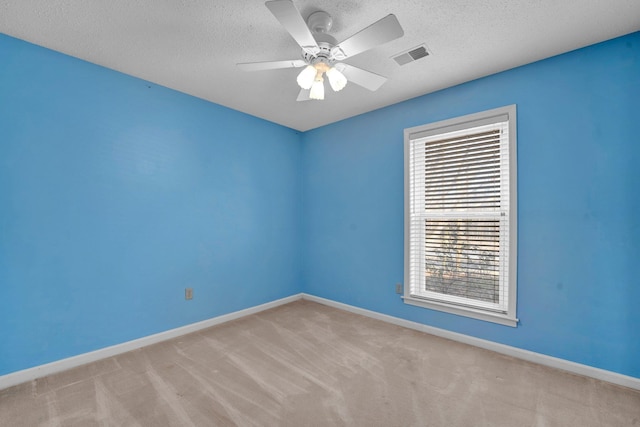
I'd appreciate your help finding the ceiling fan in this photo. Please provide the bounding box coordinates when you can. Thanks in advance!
[237,0,404,101]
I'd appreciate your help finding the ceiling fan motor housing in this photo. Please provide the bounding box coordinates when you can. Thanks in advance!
[301,11,342,65]
[302,41,336,65]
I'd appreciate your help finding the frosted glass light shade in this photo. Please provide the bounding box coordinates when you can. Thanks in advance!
[326,67,347,92]
[309,79,325,100]
[296,65,316,90]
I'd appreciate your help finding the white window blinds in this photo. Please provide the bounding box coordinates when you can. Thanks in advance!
[404,106,517,326]
[422,128,503,210]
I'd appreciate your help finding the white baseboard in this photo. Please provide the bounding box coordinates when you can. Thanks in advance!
[301,293,640,391]
[0,294,303,391]
[3,292,638,392]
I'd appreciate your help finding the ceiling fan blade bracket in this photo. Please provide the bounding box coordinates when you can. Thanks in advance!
[302,46,320,56]
[331,46,347,61]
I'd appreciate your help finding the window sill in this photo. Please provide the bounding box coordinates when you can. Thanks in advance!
[402,295,518,327]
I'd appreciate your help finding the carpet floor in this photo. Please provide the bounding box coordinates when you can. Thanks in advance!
[1,300,639,426]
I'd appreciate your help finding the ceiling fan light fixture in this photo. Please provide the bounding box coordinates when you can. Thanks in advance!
[309,78,325,100]
[296,65,316,89]
[326,66,347,92]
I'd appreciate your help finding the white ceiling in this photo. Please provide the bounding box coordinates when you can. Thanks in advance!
[1,1,638,131]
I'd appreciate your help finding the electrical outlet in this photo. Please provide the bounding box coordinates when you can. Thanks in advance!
[395,283,403,294]
[185,288,193,300]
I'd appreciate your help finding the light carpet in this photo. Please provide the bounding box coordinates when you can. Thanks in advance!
[1,300,639,426]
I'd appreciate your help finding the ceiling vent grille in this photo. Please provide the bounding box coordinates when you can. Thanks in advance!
[392,44,430,66]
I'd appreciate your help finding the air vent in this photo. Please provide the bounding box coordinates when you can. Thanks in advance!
[392,44,430,66]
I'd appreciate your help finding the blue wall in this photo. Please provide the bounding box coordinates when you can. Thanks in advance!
[0,34,302,376]
[2,31,639,380]
[302,33,640,378]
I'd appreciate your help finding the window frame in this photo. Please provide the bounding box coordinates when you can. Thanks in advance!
[403,105,518,327]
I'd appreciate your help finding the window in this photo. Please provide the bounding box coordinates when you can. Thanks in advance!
[404,105,518,326]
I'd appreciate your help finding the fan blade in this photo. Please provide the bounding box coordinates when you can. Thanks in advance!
[296,88,311,101]
[237,59,307,71]
[266,0,319,54]
[332,14,403,60]
[335,63,388,91]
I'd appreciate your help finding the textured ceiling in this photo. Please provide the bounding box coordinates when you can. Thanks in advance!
[1,0,639,131]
